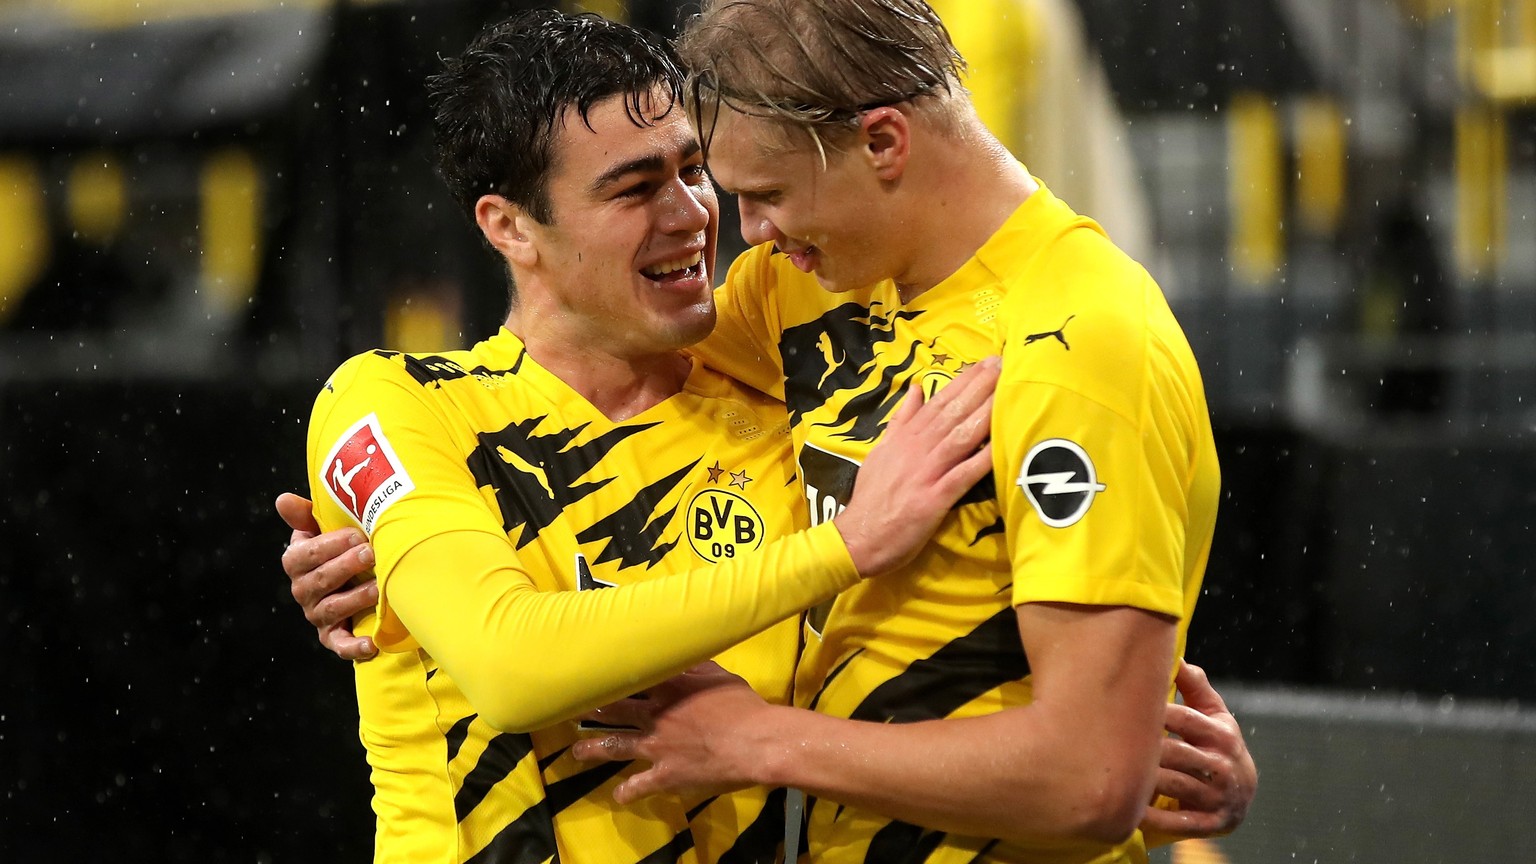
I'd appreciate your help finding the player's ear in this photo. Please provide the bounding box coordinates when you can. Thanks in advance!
[475,194,539,267]
[859,106,910,181]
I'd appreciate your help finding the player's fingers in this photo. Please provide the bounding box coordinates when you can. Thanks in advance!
[940,356,1001,410]
[885,381,926,433]
[1137,802,1218,839]
[661,661,734,697]
[612,766,666,805]
[289,542,375,612]
[571,732,645,764]
[1149,763,1223,813]
[1163,700,1231,746]
[1156,732,1222,779]
[1174,661,1230,716]
[321,626,378,661]
[307,579,380,630]
[275,492,321,534]
[935,392,993,458]
[913,357,997,426]
[928,355,1000,407]
[935,442,993,502]
[584,697,656,732]
[284,526,368,583]
[910,366,998,457]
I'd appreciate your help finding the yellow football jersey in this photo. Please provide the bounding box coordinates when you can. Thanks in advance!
[307,328,860,864]
[695,181,1219,864]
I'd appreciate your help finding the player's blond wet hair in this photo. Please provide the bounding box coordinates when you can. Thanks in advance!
[677,0,969,162]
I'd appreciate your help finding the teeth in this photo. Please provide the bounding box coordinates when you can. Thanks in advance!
[642,251,702,277]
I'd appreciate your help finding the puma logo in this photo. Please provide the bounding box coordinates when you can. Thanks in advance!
[1023,315,1075,350]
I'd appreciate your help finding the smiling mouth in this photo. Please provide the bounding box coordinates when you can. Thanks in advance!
[641,250,705,284]
[774,243,819,272]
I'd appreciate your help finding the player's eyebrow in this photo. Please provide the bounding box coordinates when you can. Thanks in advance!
[588,140,703,194]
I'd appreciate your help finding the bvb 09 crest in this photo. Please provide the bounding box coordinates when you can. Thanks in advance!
[687,488,765,563]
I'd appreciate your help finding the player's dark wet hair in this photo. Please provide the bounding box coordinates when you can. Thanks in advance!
[428,9,687,226]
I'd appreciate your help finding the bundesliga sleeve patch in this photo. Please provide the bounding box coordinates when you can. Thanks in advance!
[1017,438,1106,528]
[319,413,415,534]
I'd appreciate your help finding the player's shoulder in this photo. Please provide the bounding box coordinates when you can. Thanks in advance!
[309,348,479,440]
[1005,228,1157,341]
[995,229,1172,415]
[321,349,398,390]
[685,362,792,434]
[321,341,518,399]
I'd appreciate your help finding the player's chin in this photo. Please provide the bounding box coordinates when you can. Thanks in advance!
[808,260,871,294]
[653,302,717,350]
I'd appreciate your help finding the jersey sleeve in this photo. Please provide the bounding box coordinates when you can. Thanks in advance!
[991,246,1192,621]
[305,353,859,733]
[689,244,786,399]
[389,523,854,733]
[306,351,501,649]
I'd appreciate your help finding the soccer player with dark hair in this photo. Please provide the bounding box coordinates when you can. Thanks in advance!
[292,9,998,862]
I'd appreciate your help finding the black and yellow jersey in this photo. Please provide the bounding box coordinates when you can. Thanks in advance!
[695,180,1220,864]
[306,327,860,864]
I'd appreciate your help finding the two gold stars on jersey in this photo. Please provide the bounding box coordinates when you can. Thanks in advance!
[705,460,753,490]
[690,461,763,563]
[920,348,976,398]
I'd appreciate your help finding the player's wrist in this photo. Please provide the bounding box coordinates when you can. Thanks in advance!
[738,704,809,789]
[829,509,888,577]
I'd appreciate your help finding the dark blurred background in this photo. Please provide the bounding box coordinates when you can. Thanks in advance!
[1,0,1532,860]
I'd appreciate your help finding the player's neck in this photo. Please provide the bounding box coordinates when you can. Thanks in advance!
[891,127,1035,303]
[505,315,691,422]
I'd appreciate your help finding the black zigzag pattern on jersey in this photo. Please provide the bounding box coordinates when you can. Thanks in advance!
[455,731,537,822]
[969,839,1001,861]
[969,516,1005,546]
[864,822,946,864]
[780,302,923,441]
[445,713,477,763]
[637,829,695,864]
[466,757,631,864]
[465,796,558,864]
[468,417,634,547]
[575,460,696,570]
[843,608,1030,724]
[716,786,788,864]
[546,759,629,814]
[469,417,685,569]
[799,803,997,864]
[546,759,629,811]
[380,350,525,386]
[804,648,863,713]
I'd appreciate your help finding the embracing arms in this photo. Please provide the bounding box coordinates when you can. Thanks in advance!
[289,358,999,732]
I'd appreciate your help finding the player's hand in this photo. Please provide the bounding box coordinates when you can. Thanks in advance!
[1140,662,1257,841]
[570,662,777,804]
[276,492,381,661]
[834,356,998,576]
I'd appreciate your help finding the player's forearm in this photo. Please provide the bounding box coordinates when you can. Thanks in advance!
[393,524,858,732]
[746,705,1161,846]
